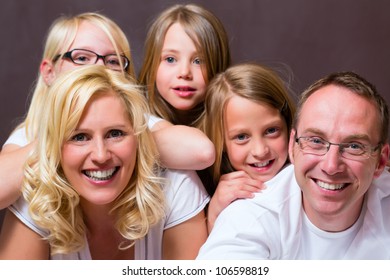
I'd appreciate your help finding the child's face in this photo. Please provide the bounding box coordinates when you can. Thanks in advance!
[156,23,207,111]
[224,95,289,182]
[61,91,137,207]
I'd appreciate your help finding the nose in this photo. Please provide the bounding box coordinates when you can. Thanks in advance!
[95,57,106,66]
[251,138,269,158]
[320,145,345,175]
[177,61,192,80]
[90,138,111,163]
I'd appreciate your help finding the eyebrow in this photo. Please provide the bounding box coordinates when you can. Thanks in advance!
[300,128,371,142]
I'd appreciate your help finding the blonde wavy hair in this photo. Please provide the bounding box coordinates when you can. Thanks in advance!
[21,12,134,142]
[138,4,231,126]
[22,66,165,255]
[199,63,296,190]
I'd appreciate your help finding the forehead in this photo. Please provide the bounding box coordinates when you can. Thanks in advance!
[69,21,114,52]
[163,23,197,48]
[224,96,285,128]
[298,85,380,142]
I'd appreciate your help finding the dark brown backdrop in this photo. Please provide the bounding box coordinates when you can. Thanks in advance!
[0,0,389,225]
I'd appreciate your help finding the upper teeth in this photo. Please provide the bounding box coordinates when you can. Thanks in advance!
[317,180,345,190]
[253,161,270,168]
[85,168,116,181]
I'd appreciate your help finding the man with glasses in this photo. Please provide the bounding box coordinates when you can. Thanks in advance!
[197,71,390,259]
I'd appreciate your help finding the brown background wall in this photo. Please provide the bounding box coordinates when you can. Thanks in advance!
[0,0,389,224]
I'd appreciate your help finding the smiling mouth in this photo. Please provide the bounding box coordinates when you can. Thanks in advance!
[316,180,346,191]
[83,167,119,181]
[249,160,272,168]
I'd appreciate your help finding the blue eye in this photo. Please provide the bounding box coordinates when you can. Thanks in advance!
[71,133,88,142]
[265,127,279,135]
[165,57,175,63]
[193,58,202,65]
[108,130,124,138]
[236,134,249,141]
[309,137,325,145]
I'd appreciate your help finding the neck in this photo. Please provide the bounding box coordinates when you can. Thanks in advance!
[171,103,204,126]
[302,194,365,232]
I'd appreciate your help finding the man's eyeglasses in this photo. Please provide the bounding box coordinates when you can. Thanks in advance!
[53,49,129,71]
[295,136,381,160]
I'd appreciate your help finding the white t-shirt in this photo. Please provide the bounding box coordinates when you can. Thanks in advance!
[10,168,209,260]
[7,114,210,259]
[197,164,390,260]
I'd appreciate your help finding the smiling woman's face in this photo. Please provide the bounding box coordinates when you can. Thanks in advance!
[61,91,137,206]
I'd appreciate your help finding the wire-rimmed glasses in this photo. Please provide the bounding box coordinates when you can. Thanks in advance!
[295,136,381,160]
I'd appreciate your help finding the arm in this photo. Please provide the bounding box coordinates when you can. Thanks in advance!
[207,171,264,233]
[162,210,208,259]
[0,209,49,259]
[0,142,35,209]
[151,120,215,170]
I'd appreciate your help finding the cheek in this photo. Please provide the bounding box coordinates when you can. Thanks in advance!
[156,65,169,88]
[61,146,83,181]
[120,139,138,169]
[225,143,246,169]
[273,137,289,160]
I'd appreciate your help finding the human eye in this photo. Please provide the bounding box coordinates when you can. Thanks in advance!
[193,57,202,65]
[234,133,249,143]
[306,136,326,148]
[70,133,89,142]
[164,56,176,63]
[107,129,124,139]
[72,50,93,63]
[265,127,280,137]
[105,55,121,67]
[343,142,366,154]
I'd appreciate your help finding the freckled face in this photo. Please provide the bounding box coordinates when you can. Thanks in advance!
[61,92,137,207]
[224,95,289,182]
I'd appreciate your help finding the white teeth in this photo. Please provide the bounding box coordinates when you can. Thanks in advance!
[85,168,117,181]
[253,161,270,168]
[317,180,345,190]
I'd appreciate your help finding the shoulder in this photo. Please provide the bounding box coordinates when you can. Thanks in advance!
[146,114,165,129]
[250,164,301,210]
[159,168,210,229]
[3,127,28,147]
[367,168,390,209]
[9,196,48,237]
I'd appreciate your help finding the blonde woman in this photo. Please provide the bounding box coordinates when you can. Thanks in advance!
[0,12,215,210]
[0,66,209,259]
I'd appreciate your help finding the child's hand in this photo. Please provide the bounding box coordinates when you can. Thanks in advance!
[207,170,264,233]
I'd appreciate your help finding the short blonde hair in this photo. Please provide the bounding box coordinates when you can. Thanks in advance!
[23,66,165,254]
[138,4,231,125]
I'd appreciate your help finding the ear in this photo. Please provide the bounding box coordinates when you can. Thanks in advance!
[373,143,390,178]
[40,59,57,85]
[288,129,297,164]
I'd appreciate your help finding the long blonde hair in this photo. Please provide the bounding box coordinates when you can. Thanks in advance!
[22,12,134,142]
[138,4,231,126]
[200,63,296,189]
[23,66,165,254]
